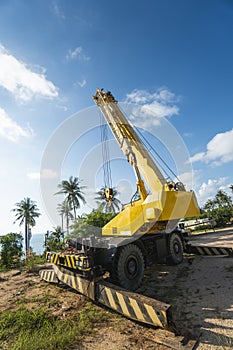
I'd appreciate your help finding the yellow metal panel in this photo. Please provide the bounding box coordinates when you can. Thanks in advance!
[53,253,59,264]
[102,188,200,237]
[105,288,117,310]
[65,256,71,267]
[102,201,145,236]
[144,304,163,328]
[197,247,204,255]
[212,248,220,255]
[71,275,76,289]
[220,248,228,255]
[63,272,69,284]
[129,297,146,323]
[77,277,84,294]
[116,291,131,318]
[159,191,200,221]
[203,247,212,256]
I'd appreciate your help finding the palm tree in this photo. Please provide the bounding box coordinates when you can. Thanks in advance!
[12,197,40,256]
[57,203,64,231]
[230,184,233,194]
[57,200,74,234]
[95,187,122,213]
[56,176,86,220]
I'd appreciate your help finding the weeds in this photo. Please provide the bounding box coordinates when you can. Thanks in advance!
[31,293,58,306]
[0,302,107,350]
[22,254,46,273]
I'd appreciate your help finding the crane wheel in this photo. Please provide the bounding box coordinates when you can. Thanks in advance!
[167,232,184,265]
[111,243,145,291]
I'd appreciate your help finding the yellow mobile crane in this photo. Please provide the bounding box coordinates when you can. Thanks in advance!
[45,89,200,292]
[41,91,232,338]
[91,89,199,289]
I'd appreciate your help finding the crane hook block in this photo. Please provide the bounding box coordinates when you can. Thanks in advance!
[104,187,113,202]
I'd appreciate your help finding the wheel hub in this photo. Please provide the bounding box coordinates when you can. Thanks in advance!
[174,242,180,255]
[125,256,138,279]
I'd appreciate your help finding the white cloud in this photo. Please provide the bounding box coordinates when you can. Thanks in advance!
[197,177,230,206]
[183,132,193,138]
[66,46,90,61]
[27,172,40,180]
[78,79,87,88]
[0,44,59,101]
[177,171,196,191]
[41,168,58,179]
[126,88,178,105]
[125,88,179,128]
[116,180,134,204]
[190,152,205,163]
[0,108,33,142]
[27,168,58,180]
[190,129,233,166]
[141,102,178,118]
[51,0,65,20]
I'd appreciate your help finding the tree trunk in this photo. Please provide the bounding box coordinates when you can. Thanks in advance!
[66,215,69,234]
[61,214,64,231]
[73,204,76,220]
[28,226,31,250]
[25,218,28,257]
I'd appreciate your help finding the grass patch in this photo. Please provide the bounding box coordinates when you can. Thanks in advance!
[31,293,59,307]
[0,302,107,350]
[22,254,46,273]
[0,265,10,272]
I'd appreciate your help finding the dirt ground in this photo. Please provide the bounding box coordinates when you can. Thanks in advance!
[0,228,233,349]
[0,268,168,350]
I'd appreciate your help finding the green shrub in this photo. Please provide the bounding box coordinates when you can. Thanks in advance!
[0,233,23,269]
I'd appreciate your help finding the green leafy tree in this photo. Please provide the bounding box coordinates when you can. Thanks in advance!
[56,176,86,220]
[203,190,233,227]
[95,187,122,213]
[0,233,23,268]
[215,190,232,207]
[12,198,40,255]
[70,209,116,238]
[44,226,64,252]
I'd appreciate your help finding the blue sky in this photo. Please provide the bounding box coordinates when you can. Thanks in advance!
[0,0,233,234]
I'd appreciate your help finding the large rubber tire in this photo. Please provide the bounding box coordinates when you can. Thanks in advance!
[111,244,145,291]
[167,232,184,265]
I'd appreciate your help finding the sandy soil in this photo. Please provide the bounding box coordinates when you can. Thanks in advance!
[188,227,233,248]
[139,254,233,349]
[0,229,233,349]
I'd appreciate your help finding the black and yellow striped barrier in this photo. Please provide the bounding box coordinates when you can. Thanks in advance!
[186,245,233,256]
[40,264,172,329]
[46,251,91,271]
[39,269,59,283]
[97,280,170,328]
[52,264,95,299]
